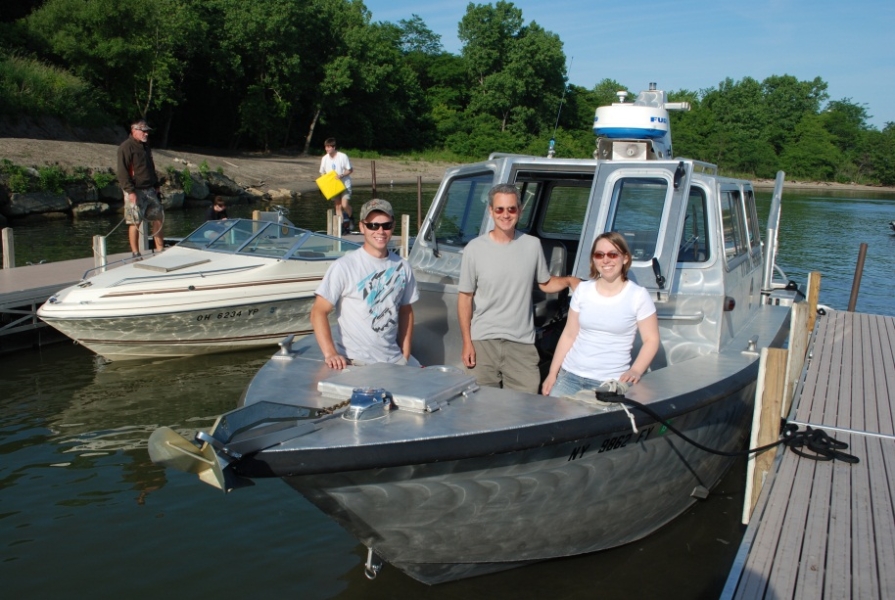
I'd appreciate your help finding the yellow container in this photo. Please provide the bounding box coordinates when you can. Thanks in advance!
[315,171,347,200]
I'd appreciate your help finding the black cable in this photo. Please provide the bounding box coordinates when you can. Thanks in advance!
[597,393,859,464]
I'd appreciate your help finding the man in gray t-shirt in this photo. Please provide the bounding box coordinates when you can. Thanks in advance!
[312,199,419,368]
[458,184,579,393]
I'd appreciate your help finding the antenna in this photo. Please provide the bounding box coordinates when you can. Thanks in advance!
[548,57,573,158]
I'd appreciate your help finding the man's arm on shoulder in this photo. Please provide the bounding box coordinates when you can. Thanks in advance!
[538,276,581,294]
[397,304,414,360]
[310,294,347,369]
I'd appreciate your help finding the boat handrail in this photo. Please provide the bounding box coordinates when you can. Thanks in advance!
[761,171,785,294]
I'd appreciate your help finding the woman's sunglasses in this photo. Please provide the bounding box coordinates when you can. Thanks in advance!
[491,205,519,214]
[593,251,622,260]
[363,221,395,231]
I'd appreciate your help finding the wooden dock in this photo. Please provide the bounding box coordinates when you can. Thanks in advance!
[0,252,131,353]
[722,309,895,599]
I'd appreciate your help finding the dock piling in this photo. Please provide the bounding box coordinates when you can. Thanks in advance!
[847,242,868,311]
[2,227,14,269]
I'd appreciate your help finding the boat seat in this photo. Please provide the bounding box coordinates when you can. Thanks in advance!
[533,240,568,327]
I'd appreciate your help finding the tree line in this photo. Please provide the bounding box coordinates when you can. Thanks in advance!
[1,0,894,185]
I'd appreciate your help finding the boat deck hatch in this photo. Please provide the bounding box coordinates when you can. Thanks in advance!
[134,257,212,273]
[317,364,477,413]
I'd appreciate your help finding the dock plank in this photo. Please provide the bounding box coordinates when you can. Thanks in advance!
[725,310,895,600]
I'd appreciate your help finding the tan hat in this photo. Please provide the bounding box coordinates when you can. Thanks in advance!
[359,199,394,221]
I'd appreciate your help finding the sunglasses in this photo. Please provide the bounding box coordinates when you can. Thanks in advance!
[593,251,622,260]
[491,205,519,215]
[363,221,395,231]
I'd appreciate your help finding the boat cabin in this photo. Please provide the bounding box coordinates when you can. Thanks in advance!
[408,86,767,373]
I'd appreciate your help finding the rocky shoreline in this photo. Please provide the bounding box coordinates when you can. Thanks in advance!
[2,138,893,226]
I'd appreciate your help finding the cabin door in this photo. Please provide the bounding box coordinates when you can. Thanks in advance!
[577,161,692,301]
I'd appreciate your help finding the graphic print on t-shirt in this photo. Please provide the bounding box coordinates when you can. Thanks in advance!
[357,264,407,333]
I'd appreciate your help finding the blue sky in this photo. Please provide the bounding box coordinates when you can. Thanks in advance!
[362,0,895,129]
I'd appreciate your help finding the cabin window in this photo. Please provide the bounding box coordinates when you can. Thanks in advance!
[607,177,667,261]
[513,182,539,232]
[431,173,492,247]
[720,190,747,260]
[539,184,591,237]
[678,187,709,263]
[744,188,762,250]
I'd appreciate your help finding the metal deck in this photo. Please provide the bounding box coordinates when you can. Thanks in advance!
[723,310,895,599]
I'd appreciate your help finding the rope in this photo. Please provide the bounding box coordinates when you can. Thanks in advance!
[595,391,859,464]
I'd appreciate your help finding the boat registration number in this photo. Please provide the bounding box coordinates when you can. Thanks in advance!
[568,426,656,461]
[195,308,260,321]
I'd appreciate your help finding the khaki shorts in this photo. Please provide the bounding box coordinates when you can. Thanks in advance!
[467,338,541,394]
[124,188,164,225]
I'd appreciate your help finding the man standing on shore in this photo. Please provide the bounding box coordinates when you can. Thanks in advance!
[117,118,164,255]
[458,183,579,393]
[319,137,354,234]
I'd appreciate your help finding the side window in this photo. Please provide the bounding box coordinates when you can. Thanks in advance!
[678,187,709,262]
[432,173,492,247]
[720,190,747,260]
[743,188,761,250]
[540,184,591,237]
[608,177,668,261]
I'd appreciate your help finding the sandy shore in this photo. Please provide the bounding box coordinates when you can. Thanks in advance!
[2,138,893,195]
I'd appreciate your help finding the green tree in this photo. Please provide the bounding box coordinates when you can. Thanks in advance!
[779,113,840,180]
[26,0,205,135]
[454,2,566,153]
[761,74,828,154]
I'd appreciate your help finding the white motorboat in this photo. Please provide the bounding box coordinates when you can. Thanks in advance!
[150,84,803,584]
[38,218,360,361]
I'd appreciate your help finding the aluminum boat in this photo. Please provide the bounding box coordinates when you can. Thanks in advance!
[150,84,802,584]
[38,218,360,361]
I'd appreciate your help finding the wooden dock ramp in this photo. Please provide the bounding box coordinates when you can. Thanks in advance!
[722,309,895,599]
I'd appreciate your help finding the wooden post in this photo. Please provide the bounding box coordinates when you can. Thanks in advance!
[2,227,14,269]
[371,160,377,196]
[252,209,261,220]
[806,271,821,332]
[326,209,334,236]
[400,214,410,258]
[847,243,868,312]
[743,347,788,524]
[333,214,342,238]
[417,176,423,232]
[782,301,810,418]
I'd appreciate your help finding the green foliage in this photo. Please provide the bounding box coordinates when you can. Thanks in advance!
[198,160,210,176]
[0,159,33,193]
[37,164,67,193]
[92,170,117,189]
[0,1,890,185]
[0,54,108,125]
[181,167,193,195]
[25,0,206,122]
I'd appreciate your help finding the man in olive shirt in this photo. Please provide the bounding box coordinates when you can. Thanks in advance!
[117,119,164,255]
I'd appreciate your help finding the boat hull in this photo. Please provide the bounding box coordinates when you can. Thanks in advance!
[40,295,316,361]
[284,379,753,584]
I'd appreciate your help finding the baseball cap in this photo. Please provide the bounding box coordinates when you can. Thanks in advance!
[131,119,153,132]
[359,199,394,221]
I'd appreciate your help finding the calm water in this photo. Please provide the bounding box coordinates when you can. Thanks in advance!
[2,185,894,598]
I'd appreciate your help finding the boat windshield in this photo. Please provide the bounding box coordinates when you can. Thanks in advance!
[177,219,360,260]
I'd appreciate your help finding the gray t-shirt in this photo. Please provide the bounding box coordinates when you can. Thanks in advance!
[458,231,550,344]
[316,248,419,364]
